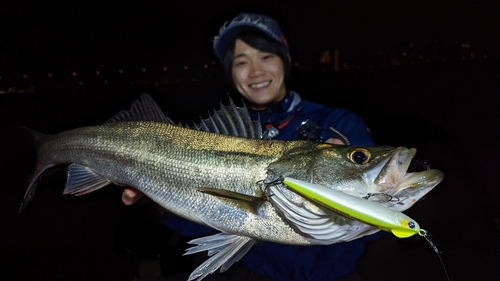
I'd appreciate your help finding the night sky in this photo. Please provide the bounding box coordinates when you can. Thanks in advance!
[2,0,500,75]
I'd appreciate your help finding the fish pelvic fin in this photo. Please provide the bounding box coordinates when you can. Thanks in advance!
[63,164,112,195]
[197,187,264,215]
[184,232,255,281]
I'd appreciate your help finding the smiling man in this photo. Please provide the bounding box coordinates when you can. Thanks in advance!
[123,12,379,280]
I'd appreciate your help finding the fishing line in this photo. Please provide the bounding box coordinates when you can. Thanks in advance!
[419,229,451,281]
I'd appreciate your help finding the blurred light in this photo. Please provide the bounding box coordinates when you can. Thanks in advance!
[118,69,124,74]
[22,74,28,79]
[203,64,208,69]
[141,67,146,72]
[402,51,408,56]
[163,66,168,71]
[184,65,188,70]
[48,73,53,78]
[0,76,2,80]
[210,37,214,43]
[95,70,101,75]
[410,43,415,48]
[103,80,109,84]
[211,60,216,65]
[72,72,77,77]
[78,81,83,85]
[462,43,471,48]
[294,62,299,67]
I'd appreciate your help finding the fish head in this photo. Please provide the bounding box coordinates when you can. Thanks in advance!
[268,143,444,211]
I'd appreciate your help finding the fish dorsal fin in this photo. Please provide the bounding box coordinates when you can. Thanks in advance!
[63,164,112,195]
[184,233,255,281]
[105,93,174,125]
[187,97,265,139]
[197,187,264,215]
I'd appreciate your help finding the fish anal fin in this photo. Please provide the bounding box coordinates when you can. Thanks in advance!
[197,187,263,215]
[64,164,111,195]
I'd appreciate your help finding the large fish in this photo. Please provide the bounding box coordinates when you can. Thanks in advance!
[20,94,444,280]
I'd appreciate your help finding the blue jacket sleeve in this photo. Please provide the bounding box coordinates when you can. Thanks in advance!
[317,107,375,146]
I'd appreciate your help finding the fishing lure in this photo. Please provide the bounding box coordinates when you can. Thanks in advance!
[283,177,421,238]
[283,177,451,280]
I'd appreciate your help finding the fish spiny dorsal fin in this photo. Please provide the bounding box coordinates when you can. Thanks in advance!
[188,96,264,139]
[105,93,174,125]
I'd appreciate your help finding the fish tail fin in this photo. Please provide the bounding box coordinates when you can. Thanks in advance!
[19,180,39,213]
[19,127,50,213]
[20,126,47,145]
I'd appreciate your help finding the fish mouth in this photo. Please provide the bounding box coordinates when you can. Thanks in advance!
[372,147,444,210]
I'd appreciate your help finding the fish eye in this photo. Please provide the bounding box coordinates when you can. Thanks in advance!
[348,148,371,164]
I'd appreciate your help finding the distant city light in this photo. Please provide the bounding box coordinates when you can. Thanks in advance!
[184,65,188,70]
[23,74,28,79]
[72,72,77,77]
[211,60,216,65]
[294,62,299,66]
[78,81,83,85]
[48,73,53,78]
[203,64,208,69]
[118,69,124,73]
[103,80,108,84]
[141,67,146,72]
[163,66,168,71]
[95,70,101,75]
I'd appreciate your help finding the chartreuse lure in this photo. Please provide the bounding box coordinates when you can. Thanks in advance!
[283,177,450,280]
[283,177,423,238]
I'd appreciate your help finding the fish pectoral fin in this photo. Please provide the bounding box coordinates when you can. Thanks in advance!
[184,232,255,281]
[63,164,111,196]
[197,187,264,215]
[197,187,263,202]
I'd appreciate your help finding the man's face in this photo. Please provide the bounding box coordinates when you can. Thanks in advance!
[231,39,287,111]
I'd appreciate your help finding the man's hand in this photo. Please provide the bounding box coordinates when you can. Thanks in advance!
[325,137,345,145]
[122,187,144,205]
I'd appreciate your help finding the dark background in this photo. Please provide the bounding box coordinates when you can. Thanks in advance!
[1,1,499,280]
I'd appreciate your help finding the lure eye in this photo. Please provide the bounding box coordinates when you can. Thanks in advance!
[408,221,416,229]
[348,148,371,164]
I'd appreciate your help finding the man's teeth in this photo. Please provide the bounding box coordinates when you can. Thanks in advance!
[250,81,270,88]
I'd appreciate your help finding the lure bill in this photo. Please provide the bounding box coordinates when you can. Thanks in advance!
[282,177,423,238]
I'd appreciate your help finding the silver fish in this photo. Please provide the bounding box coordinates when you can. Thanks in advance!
[20,94,444,280]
